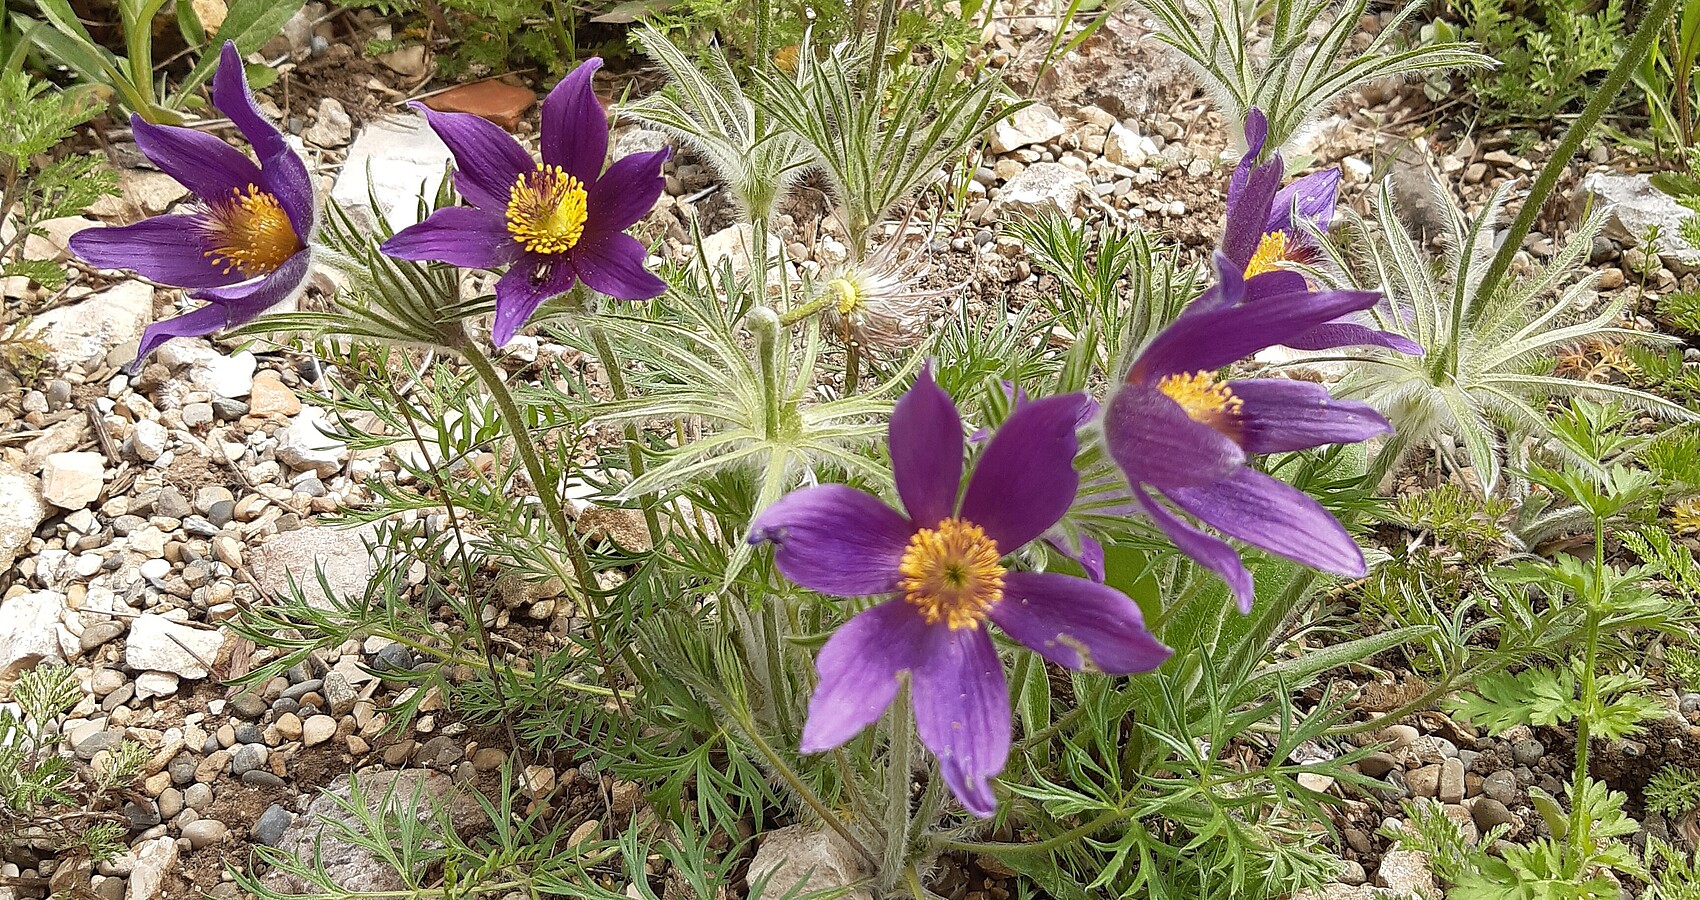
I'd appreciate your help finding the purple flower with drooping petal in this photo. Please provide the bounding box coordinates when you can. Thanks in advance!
[1103,254,1394,613]
[1225,109,1421,356]
[750,368,1172,817]
[70,42,316,366]
[380,58,670,346]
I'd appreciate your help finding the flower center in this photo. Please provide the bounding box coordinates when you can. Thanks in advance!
[830,277,861,315]
[506,164,589,255]
[202,185,301,278]
[898,518,1005,630]
[1158,371,1243,428]
[1243,230,1290,278]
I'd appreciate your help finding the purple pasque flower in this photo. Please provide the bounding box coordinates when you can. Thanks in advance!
[70,42,316,366]
[1225,110,1421,356]
[1104,254,1394,614]
[749,368,1171,817]
[380,58,670,346]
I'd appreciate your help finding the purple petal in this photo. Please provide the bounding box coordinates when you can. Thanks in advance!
[413,103,534,210]
[192,248,311,310]
[380,206,520,269]
[1102,381,1245,490]
[1244,109,1269,160]
[131,116,262,203]
[801,600,932,752]
[211,43,315,239]
[540,58,609,183]
[1226,109,1269,209]
[1269,169,1340,236]
[1228,379,1392,454]
[889,365,963,526]
[959,393,1087,552]
[913,626,1008,818]
[1167,467,1367,579]
[1132,264,1381,382]
[570,231,665,301]
[493,257,577,346]
[1136,488,1255,613]
[69,215,238,288]
[992,571,1171,674]
[1046,532,1105,582]
[133,303,231,368]
[1284,321,1425,355]
[748,484,917,596]
[1242,268,1311,300]
[134,249,312,365]
[1223,157,1282,269]
[586,147,670,234]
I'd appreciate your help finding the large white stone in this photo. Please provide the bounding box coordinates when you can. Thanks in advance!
[1580,172,1700,271]
[125,615,229,680]
[190,350,256,399]
[126,836,178,900]
[0,591,73,684]
[40,452,106,509]
[748,825,874,900]
[989,103,1066,154]
[250,522,384,610]
[276,406,349,477]
[996,162,1093,218]
[331,115,455,233]
[128,419,169,462]
[0,464,46,573]
[31,280,152,368]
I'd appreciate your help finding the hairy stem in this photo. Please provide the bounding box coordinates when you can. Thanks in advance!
[459,341,630,716]
[736,711,880,868]
[882,680,914,892]
[1472,0,1682,313]
[586,323,664,544]
[1569,516,1607,855]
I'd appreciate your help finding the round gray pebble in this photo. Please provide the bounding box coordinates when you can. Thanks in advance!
[230,744,268,776]
[1511,738,1544,767]
[252,804,292,846]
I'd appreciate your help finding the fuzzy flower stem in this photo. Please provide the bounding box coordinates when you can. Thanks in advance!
[881,678,915,893]
[778,293,836,327]
[1470,0,1681,339]
[587,323,664,544]
[1570,515,1607,855]
[459,340,631,716]
[734,707,881,868]
[747,306,786,439]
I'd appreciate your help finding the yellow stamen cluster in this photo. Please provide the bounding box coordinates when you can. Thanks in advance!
[506,164,589,255]
[830,277,861,315]
[1243,230,1290,278]
[1674,499,1700,535]
[898,518,1005,630]
[202,185,300,277]
[1157,371,1243,427]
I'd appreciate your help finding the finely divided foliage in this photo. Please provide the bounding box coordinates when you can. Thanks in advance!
[30,3,1700,899]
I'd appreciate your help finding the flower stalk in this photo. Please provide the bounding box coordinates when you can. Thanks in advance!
[1470,0,1683,326]
[881,679,915,894]
[586,322,664,543]
[1569,514,1607,854]
[457,338,631,715]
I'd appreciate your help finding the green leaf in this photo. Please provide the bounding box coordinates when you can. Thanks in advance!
[994,852,1094,900]
[1447,666,1579,734]
[1237,626,1436,704]
[177,0,208,45]
[0,258,69,290]
[172,0,306,103]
